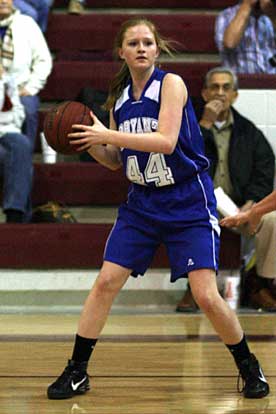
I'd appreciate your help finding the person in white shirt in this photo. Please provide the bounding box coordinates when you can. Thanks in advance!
[0,0,52,150]
[0,63,33,222]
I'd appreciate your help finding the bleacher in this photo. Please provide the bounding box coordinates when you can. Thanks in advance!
[5,0,273,309]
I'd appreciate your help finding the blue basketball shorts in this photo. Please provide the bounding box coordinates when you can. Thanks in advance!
[104,172,220,282]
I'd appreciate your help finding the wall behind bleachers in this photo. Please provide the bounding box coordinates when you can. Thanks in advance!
[233,90,276,157]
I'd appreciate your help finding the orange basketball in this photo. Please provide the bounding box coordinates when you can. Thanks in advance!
[43,101,92,155]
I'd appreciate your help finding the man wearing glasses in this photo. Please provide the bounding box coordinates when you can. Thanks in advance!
[176,66,276,312]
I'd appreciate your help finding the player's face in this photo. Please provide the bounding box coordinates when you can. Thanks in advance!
[0,0,13,19]
[118,24,160,71]
[202,73,238,111]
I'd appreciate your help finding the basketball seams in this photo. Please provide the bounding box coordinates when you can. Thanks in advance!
[57,101,74,153]
[44,101,90,155]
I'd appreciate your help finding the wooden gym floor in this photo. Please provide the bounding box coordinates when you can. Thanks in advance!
[0,312,276,414]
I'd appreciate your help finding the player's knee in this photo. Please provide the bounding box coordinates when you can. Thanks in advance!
[192,289,218,313]
[94,271,122,296]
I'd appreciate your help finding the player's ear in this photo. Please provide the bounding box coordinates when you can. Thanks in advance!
[118,48,125,60]
[155,47,160,59]
[230,90,238,104]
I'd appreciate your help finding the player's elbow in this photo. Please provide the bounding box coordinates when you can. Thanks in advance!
[109,163,121,171]
[163,138,176,155]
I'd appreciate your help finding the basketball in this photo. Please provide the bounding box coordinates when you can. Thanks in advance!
[43,101,92,155]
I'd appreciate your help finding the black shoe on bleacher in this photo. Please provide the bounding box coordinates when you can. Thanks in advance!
[47,359,90,400]
[238,353,269,398]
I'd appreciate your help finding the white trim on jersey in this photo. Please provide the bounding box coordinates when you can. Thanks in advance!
[196,174,220,269]
[144,79,161,103]
[114,85,130,112]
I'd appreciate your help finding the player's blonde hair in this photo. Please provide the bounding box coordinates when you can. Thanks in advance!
[103,17,175,111]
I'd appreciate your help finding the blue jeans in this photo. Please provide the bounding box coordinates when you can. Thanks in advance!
[13,0,50,32]
[0,133,33,221]
[20,95,40,152]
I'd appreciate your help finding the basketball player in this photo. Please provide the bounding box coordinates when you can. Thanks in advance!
[47,18,269,400]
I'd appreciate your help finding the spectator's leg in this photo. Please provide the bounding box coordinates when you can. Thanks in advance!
[239,212,276,310]
[255,211,276,296]
[1,133,33,222]
[20,95,40,152]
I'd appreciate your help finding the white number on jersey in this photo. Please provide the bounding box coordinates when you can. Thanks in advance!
[126,156,145,185]
[126,153,175,187]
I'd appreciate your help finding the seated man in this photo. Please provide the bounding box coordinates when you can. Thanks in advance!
[176,66,276,312]
[0,65,33,223]
[215,0,276,73]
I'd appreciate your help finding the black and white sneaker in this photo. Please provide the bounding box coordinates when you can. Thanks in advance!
[238,353,269,398]
[47,359,90,400]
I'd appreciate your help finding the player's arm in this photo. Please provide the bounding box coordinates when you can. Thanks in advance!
[220,190,276,233]
[86,112,122,171]
[106,74,187,154]
[69,74,187,155]
[246,190,276,218]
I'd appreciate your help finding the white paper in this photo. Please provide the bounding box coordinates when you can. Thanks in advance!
[214,187,239,217]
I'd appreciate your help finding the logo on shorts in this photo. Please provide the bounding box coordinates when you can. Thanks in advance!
[187,258,195,266]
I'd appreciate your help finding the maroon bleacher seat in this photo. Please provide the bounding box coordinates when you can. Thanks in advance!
[0,222,239,269]
[32,162,129,206]
[41,61,218,102]
[41,64,276,103]
[54,0,236,8]
[46,14,217,54]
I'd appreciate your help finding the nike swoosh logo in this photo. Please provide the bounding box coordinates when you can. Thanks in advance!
[259,368,267,383]
[71,376,87,391]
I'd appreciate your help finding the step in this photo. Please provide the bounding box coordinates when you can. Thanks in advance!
[0,206,117,224]
[53,0,236,9]
[0,267,236,313]
[0,268,188,313]
[0,220,240,269]
[46,13,217,53]
[32,162,129,205]
[41,62,276,104]
[41,61,218,102]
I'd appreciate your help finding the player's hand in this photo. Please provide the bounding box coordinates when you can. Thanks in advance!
[200,99,224,129]
[69,111,109,151]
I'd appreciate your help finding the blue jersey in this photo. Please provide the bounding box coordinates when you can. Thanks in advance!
[113,66,210,188]
[107,67,220,281]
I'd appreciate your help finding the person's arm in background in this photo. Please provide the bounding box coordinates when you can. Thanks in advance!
[223,1,258,49]
[215,1,258,52]
[220,190,276,233]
